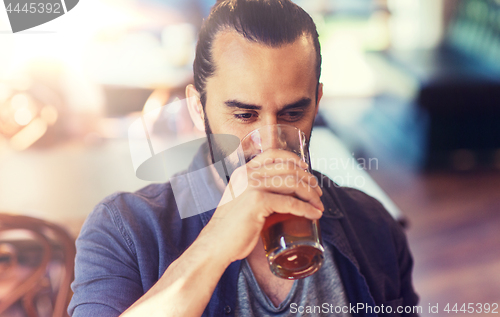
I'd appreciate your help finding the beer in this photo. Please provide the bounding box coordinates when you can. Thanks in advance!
[261,213,324,279]
[241,124,325,279]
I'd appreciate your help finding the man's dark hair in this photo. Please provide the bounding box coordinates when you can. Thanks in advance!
[193,0,322,108]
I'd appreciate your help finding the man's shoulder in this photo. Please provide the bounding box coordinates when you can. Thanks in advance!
[86,182,179,232]
[101,182,172,205]
[99,182,164,209]
[78,181,190,258]
[313,170,396,226]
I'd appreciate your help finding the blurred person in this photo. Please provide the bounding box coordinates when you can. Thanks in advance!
[69,1,419,316]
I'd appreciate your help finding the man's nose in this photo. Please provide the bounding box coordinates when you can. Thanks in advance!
[260,124,287,151]
[263,115,278,128]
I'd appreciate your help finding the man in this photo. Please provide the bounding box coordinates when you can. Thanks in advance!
[69,0,419,316]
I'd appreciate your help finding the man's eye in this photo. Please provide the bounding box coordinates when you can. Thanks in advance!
[234,113,254,120]
[281,111,304,121]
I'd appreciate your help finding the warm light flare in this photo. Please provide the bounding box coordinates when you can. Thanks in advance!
[2,0,151,82]
[143,89,170,114]
[13,108,33,126]
[40,105,58,126]
[10,93,30,110]
[10,117,48,151]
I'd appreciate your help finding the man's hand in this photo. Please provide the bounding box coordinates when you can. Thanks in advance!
[199,149,324,265]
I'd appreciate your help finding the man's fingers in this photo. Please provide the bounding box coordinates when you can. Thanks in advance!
[247,165,323,200]
[264,193,323,220]
[247,149,308,170]
[257,173,324,211]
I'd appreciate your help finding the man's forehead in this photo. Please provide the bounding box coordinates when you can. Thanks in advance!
[211,29,316,72]
[205,29,318,109]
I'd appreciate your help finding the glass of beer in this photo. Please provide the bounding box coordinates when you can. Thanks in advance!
[241,124,324,279]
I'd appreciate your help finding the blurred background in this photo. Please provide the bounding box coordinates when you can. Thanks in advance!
[0,0,499,316]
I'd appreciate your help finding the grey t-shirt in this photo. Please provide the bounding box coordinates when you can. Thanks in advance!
[235,245,353,316]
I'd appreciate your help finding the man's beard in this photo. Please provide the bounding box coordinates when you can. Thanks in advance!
[204,114,238,185]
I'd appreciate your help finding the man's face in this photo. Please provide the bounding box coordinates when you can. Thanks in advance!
[203,30,322,143]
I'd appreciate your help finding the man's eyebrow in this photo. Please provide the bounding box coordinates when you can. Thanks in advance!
[279,98,312,112]
[224,98,312,111]
[225,100,262,110]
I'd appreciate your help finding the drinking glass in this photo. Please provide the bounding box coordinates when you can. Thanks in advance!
[241,124,324,279]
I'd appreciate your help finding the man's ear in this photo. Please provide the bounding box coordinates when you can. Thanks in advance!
[315,82,323,117]
[186,84,205,132]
